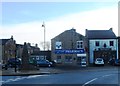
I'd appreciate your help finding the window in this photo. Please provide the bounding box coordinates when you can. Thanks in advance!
[57,56,61,63]
[65,56,72,63]
[77,41,83,49]
[110,41,114,46]
[95,41,99,46]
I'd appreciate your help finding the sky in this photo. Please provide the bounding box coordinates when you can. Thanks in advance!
[0,1,119,49]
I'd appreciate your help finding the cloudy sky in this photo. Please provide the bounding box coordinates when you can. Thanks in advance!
[1,1,119,49]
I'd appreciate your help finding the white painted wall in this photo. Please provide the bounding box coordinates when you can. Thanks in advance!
[89,39,118,63]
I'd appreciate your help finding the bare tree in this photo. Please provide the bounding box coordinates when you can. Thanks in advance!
[40,41,51,51]
[45,41,51,50]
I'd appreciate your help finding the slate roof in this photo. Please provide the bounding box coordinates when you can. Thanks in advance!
[86,29,117,39]
[16,44,24,48]
[16,44,40,50]
[0,39,10,45]
[51,28,84,40]
[31,51,51,55]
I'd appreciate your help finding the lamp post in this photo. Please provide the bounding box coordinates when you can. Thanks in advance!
[42,22,46,59]
[42,22,45,51]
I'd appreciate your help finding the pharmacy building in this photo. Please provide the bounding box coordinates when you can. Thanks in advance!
[51,28,87,66]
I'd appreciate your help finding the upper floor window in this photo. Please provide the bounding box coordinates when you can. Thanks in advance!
[95,41,99,46]
[110,41,114,46]
[77,41,83,49]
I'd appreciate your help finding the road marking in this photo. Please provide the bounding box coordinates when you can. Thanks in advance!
[27,75,50,79]
[102,74,113,78]
[82,74,115,86]
[82,78,98,86]
[2,75,50,84]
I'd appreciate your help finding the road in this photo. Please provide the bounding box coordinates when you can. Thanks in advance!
[1,66,120,86]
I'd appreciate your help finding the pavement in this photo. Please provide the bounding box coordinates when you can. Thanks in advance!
[0,65,82,76]
[0,65,119,76]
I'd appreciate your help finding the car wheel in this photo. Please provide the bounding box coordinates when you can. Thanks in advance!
[48,64,51,67]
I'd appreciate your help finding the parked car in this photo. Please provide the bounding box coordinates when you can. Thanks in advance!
[94,58,104,66]
[114,59,120,66]
[35,60,53,67]
[0,63,8,70]
[50,60,56,67]
[7,58,22,68]
[108,58,115,65]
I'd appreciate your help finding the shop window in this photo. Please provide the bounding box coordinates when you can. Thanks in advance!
[110,41,114,46]
[57,56,61,63]
[65,56,72,62]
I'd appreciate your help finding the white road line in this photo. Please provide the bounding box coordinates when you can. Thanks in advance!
[82,78,98,86]
[0,81,4,83]
[2,75,50,83]
[82,74,114,86]
[27,75,49,79]
[102,74,113,78]
[2,77,28,83]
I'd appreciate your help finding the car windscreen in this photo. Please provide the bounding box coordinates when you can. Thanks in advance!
[96,58,102,61]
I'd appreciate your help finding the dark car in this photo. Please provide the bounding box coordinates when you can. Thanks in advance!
[2,64,8,70]
[7,58,21,68]
[114,59,120,66]
[36,60,53,67]
[108,58,115,66]
[0,63,5,70]
[50,60,56,67]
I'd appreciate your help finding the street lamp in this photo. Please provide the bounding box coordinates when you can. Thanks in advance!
[42,22,45,51]
[42,22,46,59]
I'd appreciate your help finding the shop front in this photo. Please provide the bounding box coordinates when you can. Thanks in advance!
[94,48,117,64]
[77,54,87,66]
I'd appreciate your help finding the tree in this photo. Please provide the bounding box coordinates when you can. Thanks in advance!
[21,42,38,70]
[45,41,51,50]
[40,41,51,51]
[21,42,30,70]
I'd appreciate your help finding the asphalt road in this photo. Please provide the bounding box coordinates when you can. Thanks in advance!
[1,66,120,86]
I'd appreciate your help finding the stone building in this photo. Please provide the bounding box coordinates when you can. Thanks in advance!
[85,28,118,65]
[16,43,40,59]
[51,28,86,66]
[0,36,16,64]
[0,36,40,64]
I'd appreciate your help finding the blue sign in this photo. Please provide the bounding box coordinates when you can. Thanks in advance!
[55,49,85,54]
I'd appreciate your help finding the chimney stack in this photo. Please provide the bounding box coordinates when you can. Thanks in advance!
[110,28,113,31]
